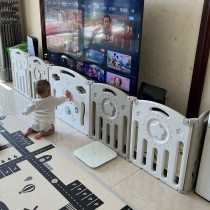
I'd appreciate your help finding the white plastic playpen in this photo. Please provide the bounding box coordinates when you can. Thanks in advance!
[49,66,92,135]
[10,48,210,193]
[27,57,49,99]
[10,49,30,97]
[90,83,133,159]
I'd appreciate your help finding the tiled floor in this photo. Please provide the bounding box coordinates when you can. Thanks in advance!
[0,81,210,210]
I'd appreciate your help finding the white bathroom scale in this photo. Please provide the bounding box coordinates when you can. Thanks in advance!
[74,141,117,168]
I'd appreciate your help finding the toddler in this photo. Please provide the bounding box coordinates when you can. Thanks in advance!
[22,80,71,139]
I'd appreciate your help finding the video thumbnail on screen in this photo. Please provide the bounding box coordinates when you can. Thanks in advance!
[85,64,105,82]
[85,48,105,65]
[46,8,83,57]
[106,72,130,92]
[84,13,134,51]
[107,50,131,74]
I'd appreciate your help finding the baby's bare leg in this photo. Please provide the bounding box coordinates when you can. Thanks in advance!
[24,127,34,136]
[34,125,55,139]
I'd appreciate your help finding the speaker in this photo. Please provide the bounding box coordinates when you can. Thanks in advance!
[137,82,167,105]
[27,35,39,57]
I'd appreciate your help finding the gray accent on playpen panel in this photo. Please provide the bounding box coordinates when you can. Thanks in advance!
[183,110,210,192]
[195,115,210,201]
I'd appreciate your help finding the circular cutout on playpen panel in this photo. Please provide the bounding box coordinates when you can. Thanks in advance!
[16,55,23,73]
[65,106,71,115]
[101,98,117,119]
[32,60,47,81]
[33,66,42,81]
[146,119,169,143]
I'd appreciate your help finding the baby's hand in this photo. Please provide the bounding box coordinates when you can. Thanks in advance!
[64,90,72,102]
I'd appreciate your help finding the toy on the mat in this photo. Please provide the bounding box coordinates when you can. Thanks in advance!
[22,80,71,140]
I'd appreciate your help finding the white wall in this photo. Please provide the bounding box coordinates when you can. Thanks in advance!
[18,0,43,58]
[199,55,210,115]
[139,0,204,115]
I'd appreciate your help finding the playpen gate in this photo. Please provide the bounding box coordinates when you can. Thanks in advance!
[49,66,91,135]
[27,57,49,99]
[91,83,133,159]
[10,49,30,97]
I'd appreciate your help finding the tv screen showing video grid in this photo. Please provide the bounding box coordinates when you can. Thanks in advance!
[44,0,144,95]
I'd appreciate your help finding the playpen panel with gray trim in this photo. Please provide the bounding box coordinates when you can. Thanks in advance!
[129,100,193,191]
[195,114,210,201]
[183,110,210,192]
[10,49,30,97]
[91,83,132,159]
[49,66,91,136]
[27,56,49,99]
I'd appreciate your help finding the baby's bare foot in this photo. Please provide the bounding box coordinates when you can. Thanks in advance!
[24,127,34,136]
[34,132,43,139]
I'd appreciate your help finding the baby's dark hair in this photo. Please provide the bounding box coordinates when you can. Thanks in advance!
[35,80,50,95]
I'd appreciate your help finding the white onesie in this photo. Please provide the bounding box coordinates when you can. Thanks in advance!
[23,96,67,132]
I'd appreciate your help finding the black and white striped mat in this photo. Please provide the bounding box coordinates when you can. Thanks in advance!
[0,115,133,210]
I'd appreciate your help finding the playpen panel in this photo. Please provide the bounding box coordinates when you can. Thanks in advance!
[195,115,210,201]
[49,66,91,135]
[91,83,132,159]
[10,49,30,97]
[28,57,49,99]
[183,110,210,192]
[130,100,193,190]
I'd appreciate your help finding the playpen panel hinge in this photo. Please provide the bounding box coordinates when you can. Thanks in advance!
[127,96,138,105]
[46,64,51,69]
[178,189,187,194]
[126,159,132,163]
[86,80,94,86]
[183,118,199,127]
[25,53,30,58]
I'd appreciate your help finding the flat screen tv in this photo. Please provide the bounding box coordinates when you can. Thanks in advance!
[43,0,144,95]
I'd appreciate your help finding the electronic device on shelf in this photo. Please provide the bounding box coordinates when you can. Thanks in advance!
[27,35,38,57]
[137,82,167,105]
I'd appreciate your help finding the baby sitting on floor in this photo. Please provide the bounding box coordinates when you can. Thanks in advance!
[22,80,71,139]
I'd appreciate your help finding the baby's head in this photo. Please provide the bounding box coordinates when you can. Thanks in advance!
[35,80,51,98]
